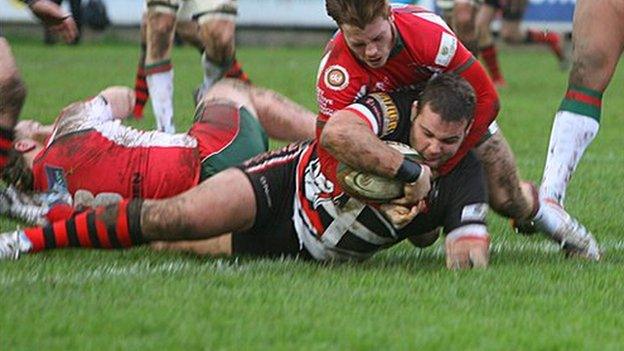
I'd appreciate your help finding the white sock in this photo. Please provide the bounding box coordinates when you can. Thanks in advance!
[146,69,175,133]
[200,52,228,96]
[540,111,599,204]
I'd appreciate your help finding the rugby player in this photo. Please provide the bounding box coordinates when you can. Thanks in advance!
[317,0,598,258]
[475,0,566,86]
[0,78,315,223]
[540,0,623,210]
[0,0,78,170]
[141,0,239,133]
[435,0,482,54]
[0,73,492,270]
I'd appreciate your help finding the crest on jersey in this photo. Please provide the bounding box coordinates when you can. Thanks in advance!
[435,32,457,67]
[45,165,68,193]
[324,65,349,91]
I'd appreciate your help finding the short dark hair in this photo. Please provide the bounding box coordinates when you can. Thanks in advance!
[1,149,34,191]
[325,0,391,29]
[416,73,476,123]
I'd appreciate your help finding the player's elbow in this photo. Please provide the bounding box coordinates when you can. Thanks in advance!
[320,116,350,154]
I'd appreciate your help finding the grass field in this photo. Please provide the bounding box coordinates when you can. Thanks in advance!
[2,39,624,350]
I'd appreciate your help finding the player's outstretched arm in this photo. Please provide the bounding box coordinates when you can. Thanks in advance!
[444,225,490,270]
[26,0,78,43]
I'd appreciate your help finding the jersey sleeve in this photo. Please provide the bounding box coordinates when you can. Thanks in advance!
[438,152,488,234]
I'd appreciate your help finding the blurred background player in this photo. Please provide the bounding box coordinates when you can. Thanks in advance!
[540,0,624,209]
[436,0,482,54]
[475,0,566,87]
[138,0,239,133]
[0,0,77,171]
[43,0,82,45]
[132,7,249,120]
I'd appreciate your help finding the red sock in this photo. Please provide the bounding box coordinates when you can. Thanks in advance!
[224,58,251,84]
[0,126,14,170]
[24,199,144,252]
[479,44,504,83]
[526,30,564,61]
[132,43,149,119]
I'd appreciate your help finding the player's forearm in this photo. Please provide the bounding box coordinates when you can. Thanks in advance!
[251,86,316,141]
[27,0,70,26]
[320,110,403,178]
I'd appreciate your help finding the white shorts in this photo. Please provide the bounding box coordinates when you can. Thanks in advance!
[147,0,237,23]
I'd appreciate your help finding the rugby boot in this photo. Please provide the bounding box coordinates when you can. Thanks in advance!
[537,199,601,261]
[0,230,26,260]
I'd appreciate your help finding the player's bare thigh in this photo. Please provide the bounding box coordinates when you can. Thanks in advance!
[203,78,258,117]
[141,168,256,241]
[569,0,624,90]
[151,234,232,256]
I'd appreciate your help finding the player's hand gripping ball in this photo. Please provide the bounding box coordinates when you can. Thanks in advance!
[336,141,424,203]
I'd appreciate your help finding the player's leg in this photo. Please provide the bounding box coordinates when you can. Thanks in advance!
[475,1,505,86]
[193,0,238,98]
[0,168,257,257]
[475,126,600,260]
[452,0,480,55]
[151,234,233,256]
[540,0,624,205]
[202,78,315,141]
[132,13,150,118]
[0,38,26,170]
[498,0,564,65]
[145,0,177,133]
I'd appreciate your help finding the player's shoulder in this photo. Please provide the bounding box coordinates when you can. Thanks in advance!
[317,34,367,87]
[392,5,453,34]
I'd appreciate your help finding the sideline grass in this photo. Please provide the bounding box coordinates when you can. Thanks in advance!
[2,40,624,350]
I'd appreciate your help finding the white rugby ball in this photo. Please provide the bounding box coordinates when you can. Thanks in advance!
[336,141,423,203]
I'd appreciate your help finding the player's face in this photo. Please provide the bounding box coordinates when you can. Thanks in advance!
[409,103,470,169]
[15,120,46,142]
[341,16,394,69]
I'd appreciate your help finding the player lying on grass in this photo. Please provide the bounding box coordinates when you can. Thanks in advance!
[0,73,492,270]
[317,0,598,260]
[0,0,78,171]
[0,78,315,223]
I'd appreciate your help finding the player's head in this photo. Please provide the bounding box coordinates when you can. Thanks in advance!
[326,0,394,68]
[1,120,47,190]
[409,73,476,169]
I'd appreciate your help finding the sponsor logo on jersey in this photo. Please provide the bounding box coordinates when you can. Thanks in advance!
[461,203,488,222]
[435,32,457,67]
[44,165,68,193]
[324,65,349,91]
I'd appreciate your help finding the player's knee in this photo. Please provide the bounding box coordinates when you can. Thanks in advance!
[100,86,135,119]
[200,21,235,64]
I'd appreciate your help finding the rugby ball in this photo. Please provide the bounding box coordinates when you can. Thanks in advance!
[336,141,423,203]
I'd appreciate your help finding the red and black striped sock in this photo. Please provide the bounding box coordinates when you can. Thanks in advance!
[479,45,504,83]
[0,125,14,170]
[24,199,145,252]
[224,58,251,84]
[132,43,149,119]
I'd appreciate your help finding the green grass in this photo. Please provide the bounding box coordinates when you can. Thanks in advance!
[2,40,624,350]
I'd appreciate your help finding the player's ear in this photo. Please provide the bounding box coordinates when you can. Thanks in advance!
[410,101,418,121]
[13,139,37,153]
